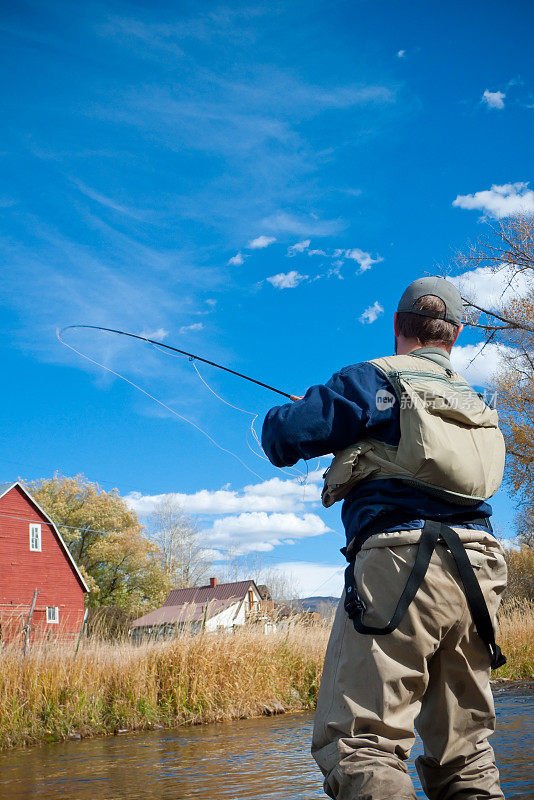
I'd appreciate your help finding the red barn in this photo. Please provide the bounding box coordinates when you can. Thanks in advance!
[0,482,89,646]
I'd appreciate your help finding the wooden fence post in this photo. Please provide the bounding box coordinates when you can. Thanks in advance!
[22,588,39,657]
[74,608,89,656]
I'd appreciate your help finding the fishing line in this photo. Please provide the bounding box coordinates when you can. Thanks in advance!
[57,328,266,482]
[144,336,307,481]
[59,325,325,492]
[189,360,309,483]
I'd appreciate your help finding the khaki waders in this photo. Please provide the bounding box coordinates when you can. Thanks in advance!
[312,528,507,800]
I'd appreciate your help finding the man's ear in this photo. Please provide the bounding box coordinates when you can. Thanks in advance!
[452,323,463,346]
[393,311,399,337]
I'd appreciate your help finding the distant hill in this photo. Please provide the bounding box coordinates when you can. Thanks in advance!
[298,596,339,614]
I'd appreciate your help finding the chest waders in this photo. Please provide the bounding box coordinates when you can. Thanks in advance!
[343,519,506,670]
[322,354,508,670]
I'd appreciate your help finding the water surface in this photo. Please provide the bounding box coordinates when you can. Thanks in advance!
[0,690,532,799]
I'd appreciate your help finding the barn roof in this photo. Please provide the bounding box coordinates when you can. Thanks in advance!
[0,481,90,593]
[131,596,239,628]
[163,579,259,607]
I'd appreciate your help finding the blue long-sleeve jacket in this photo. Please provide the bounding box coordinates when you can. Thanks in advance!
[262,348,493,554]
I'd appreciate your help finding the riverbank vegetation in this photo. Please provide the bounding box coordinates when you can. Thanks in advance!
[0,601,532,751]
[0,622,328,750]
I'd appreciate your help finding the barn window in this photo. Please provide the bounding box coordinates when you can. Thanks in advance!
[29,523,41,551]
[46,607,59,624]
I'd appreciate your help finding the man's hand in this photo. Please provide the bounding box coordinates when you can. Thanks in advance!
[290,395,304,402]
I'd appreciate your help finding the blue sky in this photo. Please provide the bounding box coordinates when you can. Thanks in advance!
[1,0,533,596]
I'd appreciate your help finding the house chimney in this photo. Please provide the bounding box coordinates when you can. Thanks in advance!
[209,577,218,588]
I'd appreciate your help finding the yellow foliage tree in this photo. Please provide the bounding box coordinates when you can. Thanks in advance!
[25,474,171,613]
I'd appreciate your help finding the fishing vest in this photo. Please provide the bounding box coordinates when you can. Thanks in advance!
[322,353,506,508]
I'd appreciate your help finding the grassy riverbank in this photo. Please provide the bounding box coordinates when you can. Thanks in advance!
[0,602,532,751]
[0,624,328,750]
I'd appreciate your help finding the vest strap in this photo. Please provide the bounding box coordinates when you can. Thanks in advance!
[344,520,506,670]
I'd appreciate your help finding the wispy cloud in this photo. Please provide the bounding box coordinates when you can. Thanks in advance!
[140,327,169,341]
[261,212,345,238]
[248,235,276,249]
[338,248,383,272]
[453,182,534,218]
[179,322,204,335]
[359,300,384,324]
[74,181,150,221]
[287,239,310,256]
[397,49,406,59]
[228,252,245,265]
[267,270,308,289]
[271,240,383,287]
[482,89,505,109]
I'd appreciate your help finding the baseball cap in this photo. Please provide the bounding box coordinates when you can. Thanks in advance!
[397,277,463,326]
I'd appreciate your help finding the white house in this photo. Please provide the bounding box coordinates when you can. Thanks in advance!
[131,578,273,638]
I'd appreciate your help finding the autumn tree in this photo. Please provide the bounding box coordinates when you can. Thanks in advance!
[25,475,171,613]
[452,214,534,506]
[147,497,211,588]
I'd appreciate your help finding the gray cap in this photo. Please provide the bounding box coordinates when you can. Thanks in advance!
[397,277,463,325]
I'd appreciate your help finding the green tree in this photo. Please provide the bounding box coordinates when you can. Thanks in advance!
[26,475,171,613]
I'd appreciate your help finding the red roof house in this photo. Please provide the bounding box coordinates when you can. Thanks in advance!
[131,578,273,637]
[0,482,89,646]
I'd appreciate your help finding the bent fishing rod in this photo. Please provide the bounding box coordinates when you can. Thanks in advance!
[60,324,298,401]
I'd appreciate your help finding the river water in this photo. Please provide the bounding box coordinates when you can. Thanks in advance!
[0,688,532,800]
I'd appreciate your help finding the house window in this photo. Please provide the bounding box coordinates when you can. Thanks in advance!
[29,523,41,552]
[46,607,59,624]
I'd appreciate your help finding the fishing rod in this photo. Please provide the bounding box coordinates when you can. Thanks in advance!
[60,325,297,401]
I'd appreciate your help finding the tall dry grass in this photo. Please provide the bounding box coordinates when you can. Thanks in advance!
[0,602,531,751]
[493,599,534,680]
[0,623,329,750]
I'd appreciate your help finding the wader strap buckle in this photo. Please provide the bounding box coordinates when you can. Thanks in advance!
[343,520,506,670]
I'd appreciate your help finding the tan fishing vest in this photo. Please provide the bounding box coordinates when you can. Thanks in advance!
[321,353,506,508]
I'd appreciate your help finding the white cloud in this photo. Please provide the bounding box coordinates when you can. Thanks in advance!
[140,327,169,341]
[453,182,534,218]
[335,248,383,272]
[287,239,310,256]
[452,342,515,387]
[450,266,531,310]
[203,512,331,554]
[228,252,244,265]
[397,49,406,58]
[271,561,344,597]
[249,235,276,249]
[482,89,505,109]
[359,300,384,324]
[267,270,308,289]
[125,476,321,517]
[179,322,204,334]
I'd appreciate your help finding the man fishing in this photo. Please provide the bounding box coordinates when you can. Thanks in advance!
[262,277,508,800]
